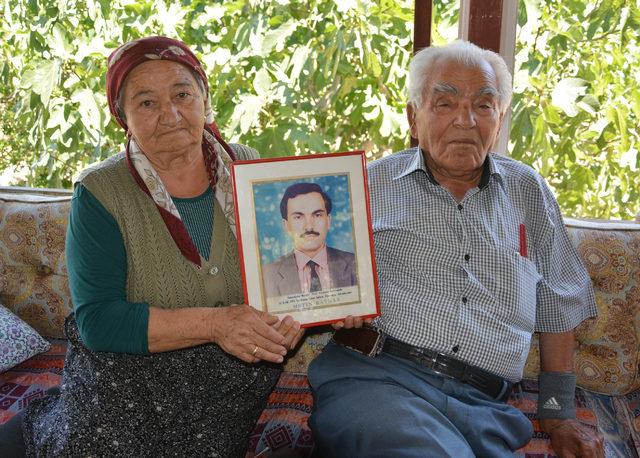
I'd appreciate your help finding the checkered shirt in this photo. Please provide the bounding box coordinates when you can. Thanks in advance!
[368,148,597,382]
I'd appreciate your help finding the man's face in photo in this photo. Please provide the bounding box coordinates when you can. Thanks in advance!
[283,191,331,257]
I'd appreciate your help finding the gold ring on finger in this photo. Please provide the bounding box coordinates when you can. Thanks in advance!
[252,346,259,356]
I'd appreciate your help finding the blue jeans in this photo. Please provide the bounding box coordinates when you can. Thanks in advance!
[308,342,532,458]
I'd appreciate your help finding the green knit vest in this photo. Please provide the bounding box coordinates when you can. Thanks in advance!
[78,144,257,310]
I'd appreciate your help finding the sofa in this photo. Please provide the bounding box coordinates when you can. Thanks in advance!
[1,185,639,457]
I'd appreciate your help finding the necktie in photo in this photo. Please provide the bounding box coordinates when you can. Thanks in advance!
[307,260,321,292]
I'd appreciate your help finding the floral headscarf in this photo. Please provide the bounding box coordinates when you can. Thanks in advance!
[106,36,237,267]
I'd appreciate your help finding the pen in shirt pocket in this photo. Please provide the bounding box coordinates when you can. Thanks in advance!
[519,224,528,258]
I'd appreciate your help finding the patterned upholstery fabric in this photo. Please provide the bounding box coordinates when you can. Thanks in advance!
[0,190,72,338]
[246,373,315,457]
[283,328,332,374]
[524,218,640,395]
[0,339,65,425]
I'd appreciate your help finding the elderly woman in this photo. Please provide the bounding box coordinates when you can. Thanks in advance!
[1,36,304,457]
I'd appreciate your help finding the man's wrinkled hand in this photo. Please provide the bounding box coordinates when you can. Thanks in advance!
[331,315,373,330]
[540,418,604,458]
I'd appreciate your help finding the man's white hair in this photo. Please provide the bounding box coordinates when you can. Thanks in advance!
[408,40,513,114]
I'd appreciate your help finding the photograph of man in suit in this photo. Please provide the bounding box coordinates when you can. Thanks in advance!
[262,182,358,298]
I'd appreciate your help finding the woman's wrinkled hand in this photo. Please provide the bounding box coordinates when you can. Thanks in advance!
[209,304,288,364]
[331,315,373,330]
[273,315,305,351]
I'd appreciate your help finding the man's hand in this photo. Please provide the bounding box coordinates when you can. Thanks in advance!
[540,418,604,458]
[273,315,305,351]
[537,332,604,456]
[331,315,373,330]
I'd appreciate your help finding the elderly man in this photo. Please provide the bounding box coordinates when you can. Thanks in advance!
[308,41,604,457]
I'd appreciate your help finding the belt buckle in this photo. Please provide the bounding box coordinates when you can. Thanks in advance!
[431,354,458,380]
[431,355,453,379]
[410,349,454,380]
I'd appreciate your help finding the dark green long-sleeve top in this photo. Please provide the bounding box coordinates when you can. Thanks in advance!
[66,184,214,354]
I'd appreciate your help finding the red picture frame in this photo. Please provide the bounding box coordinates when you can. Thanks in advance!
[230,151,380,327]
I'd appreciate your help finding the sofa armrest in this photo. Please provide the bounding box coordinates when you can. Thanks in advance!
[524,217,640,396]
[0,188,73,338]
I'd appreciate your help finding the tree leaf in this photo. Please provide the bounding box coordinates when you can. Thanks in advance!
[551,78,587,117]
[253,68,272,97]
[70,88,103,140]
[261,19,298,55]
[228,94,263,135]
[21,59,61,106]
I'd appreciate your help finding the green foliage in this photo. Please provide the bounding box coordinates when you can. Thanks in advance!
[511,0,640,219]
[0,0,413,187]
[0,0,638,219]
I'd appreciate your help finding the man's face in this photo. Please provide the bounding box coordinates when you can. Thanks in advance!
[282,192,331,257]
[407,59,504,176]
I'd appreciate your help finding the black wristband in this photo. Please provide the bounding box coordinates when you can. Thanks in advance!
[537,371,577,419]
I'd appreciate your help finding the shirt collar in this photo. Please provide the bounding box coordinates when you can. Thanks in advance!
[484,154,505,190]
[393,147,504,190]
[293,246,329,269]
[393,147,428,181]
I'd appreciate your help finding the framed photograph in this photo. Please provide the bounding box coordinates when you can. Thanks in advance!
[231,151,380,327]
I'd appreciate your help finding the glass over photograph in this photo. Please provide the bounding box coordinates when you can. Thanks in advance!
[253,175,360,314]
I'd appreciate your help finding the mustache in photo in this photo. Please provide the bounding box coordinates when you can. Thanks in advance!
[302,230,320,237]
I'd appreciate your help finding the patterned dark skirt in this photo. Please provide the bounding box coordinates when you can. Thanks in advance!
[22,315,281,457]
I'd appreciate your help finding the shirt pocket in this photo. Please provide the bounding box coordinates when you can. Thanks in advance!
[487,246,542,333]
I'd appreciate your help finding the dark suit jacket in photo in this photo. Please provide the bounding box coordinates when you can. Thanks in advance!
[262,247,357,298]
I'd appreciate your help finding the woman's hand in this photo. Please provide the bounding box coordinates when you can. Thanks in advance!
[273,315,305,351]
[331,315,373,330]
[209,304,288,364]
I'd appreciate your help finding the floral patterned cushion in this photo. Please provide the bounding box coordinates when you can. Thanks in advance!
[0,303,50,372]
[0,190,73,338]
[524,218,640,395]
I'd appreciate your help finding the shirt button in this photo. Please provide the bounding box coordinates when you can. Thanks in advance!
[452,345,459,353]
[462,297,468,304]
[464,254,470,261]
[457,204,463,210]
[208,266,219,276]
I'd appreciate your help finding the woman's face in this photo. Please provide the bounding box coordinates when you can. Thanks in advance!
[121,60,205,162]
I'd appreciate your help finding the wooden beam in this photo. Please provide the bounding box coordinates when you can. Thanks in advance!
[413,0,433,54]
[467,0,503,53]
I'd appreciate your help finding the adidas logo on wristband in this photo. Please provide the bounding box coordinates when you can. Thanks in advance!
[542,396,562,410]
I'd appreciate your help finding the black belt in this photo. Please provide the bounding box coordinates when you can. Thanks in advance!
[382,337,511,401]
[332,327,511,402]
